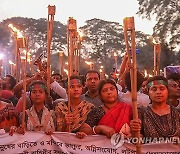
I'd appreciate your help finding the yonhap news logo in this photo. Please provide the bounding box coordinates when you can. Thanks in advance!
[111,133,180,148]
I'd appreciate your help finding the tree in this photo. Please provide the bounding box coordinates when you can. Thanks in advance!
[137,0,180,53]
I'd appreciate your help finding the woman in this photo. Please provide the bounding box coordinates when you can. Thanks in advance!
[130,76,180,138]
[11,80,56,135]
[78,79,132,138]
[0,100,19,133]
[55,76,94,133]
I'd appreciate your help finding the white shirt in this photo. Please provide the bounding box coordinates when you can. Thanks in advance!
[119,91,150,107]
[50,81,67,99]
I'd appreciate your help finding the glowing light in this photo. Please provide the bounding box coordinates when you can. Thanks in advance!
[9,60,16,65]
[20,49,27,60]
[152,37,161,44]
[64,69,68,75]
[58,50,64,56]
[144,70,148,77]
[85,61,93,65]
[0,53,4,59]
[114,52,117,57]
[8,24,23,38]
[105,74,109,78]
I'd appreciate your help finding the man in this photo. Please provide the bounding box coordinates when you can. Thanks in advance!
[2,75,16,91]
[167,73,180,109]
[81,70,103,107]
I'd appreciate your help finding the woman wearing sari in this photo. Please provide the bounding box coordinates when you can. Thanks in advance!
[0,100,19,134]
[55,76,94,133]
[78,79,132,138]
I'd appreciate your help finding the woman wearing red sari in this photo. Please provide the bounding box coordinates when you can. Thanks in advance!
[78,79,132,138]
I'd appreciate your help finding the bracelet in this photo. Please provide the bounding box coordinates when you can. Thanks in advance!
[92,126,97,135]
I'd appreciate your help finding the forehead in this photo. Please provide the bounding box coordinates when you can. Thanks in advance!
[149,84,167,89]
[31,84,45,90]
[70,79,82,86]
[168,80,178,85]
[102,83,115,89]
[86,73,99,78]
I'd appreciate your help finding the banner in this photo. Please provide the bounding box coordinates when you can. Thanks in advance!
[164,65,180,77]
[0,132,179,154]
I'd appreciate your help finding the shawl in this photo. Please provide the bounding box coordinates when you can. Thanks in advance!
[98,102,132,133]
[56,100,94,132]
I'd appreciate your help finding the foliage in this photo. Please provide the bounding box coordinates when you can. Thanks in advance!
[0,17,178,76]
[137,0,180,53]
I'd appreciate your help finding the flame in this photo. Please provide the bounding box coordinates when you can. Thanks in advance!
[64,69,68,75]
[152,37,161,44]
[105,74,109,78]
[85,61,92,65]
[58,50,64,56]
[99,69,102,73]
[144,70,148,77]
[77,29,84,41]
[114,52,117,57]
[100,65,103,69]
[20,49,27,60]
[8,24,23,38]
[149,74,153,77]
[9,60,16,65]
[115,73,119,77]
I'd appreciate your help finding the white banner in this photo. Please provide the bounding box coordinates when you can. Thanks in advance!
[0,132,179,154]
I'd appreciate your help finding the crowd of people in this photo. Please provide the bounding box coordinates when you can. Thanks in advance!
[0,54,180,143]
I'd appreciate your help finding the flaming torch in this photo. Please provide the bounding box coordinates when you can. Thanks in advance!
[8,24,24,80]
[152,36,161,76]
[85,61,94,70]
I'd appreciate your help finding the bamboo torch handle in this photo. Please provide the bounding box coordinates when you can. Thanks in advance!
[123,17,141,154]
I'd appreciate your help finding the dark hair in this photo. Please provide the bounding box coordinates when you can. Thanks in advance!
[65,76,82,88]
[98,79,118,96]
[124,71,144,92]
[146,75,168,90]
[52,73,62,80]
[6,75,16,90]
[167,73,180,81]
[85,70,100,80]
[28,80,48,94]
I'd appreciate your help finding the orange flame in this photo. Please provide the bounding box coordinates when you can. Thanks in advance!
[8,24,23,38]
[85,61,93,65]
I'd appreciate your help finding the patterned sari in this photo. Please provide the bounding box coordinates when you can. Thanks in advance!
[55,100,94,132]
[139,106,180,138]
[0,103,19,132]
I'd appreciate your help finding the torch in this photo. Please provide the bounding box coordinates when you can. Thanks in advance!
[8,24,24,81]
[152,37,161,76]
[123,17,141,153]
[47,5,56,96]
[58,50,64,77]
[85,61,94,70]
